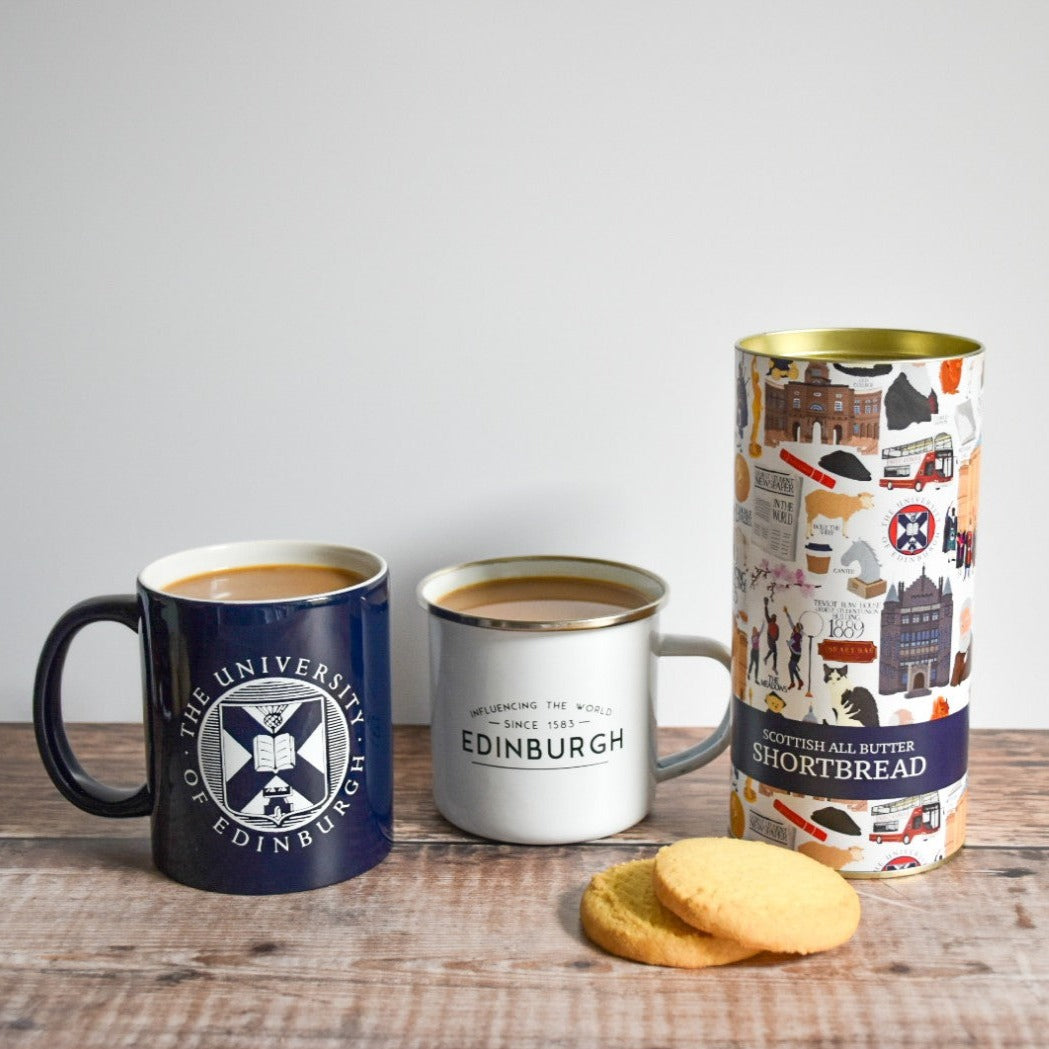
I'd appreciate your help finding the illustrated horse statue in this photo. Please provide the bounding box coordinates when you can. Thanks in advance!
[840,538,881,584]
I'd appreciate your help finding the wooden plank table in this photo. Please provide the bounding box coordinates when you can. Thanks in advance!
[1,724,1046,1048]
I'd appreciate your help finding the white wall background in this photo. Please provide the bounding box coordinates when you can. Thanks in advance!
[2,2,1045,728]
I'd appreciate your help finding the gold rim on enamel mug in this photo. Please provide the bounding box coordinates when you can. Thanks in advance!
[419,554,734,845]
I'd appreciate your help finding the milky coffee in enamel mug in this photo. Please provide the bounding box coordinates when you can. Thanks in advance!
[418,555,733,844]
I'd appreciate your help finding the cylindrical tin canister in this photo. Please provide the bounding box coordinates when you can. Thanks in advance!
[729,329,983,876]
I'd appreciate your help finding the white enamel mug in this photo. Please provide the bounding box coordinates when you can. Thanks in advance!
[417,556,733,844]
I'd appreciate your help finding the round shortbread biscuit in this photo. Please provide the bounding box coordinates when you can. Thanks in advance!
[653,837,861,955]
[579,859,760,969]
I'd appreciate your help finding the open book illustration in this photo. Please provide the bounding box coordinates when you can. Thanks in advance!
[253,732,297,773]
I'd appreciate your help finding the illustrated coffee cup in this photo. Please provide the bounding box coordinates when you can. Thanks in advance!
[418,555,733,844]
[34,540,392,894]
[805,542,833,574]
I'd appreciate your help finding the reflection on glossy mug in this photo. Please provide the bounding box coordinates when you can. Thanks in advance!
[730,329,983,876]
[34,541,393,894]
[418,556,733,844]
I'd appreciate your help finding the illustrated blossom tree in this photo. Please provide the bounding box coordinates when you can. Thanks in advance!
[750,559,819,599]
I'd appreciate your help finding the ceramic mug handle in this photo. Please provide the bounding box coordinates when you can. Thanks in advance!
[33,595,153,818]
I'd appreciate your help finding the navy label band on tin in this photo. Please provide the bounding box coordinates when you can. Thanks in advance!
[731,698,968,801]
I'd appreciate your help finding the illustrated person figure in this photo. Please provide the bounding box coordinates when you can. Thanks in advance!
[765,691,787,717]
[736,359,749,444]
[748,626,761,682]
[783,607,805,689]
[962,530,975,578]
[763,597,780,678]
[943,505,958,554]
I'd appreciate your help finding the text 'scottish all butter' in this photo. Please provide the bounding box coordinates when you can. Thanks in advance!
[729,329,983,877]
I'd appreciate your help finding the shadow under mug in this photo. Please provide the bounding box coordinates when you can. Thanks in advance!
[33,540,393,894]
[418,555,733,844]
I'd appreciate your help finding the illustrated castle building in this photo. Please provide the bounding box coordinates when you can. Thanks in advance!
[764,362,882,448]
[879,568,954,696]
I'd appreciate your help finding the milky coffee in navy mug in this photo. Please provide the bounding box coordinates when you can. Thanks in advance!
[34,541,392,894]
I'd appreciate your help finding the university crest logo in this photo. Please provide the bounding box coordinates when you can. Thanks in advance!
[197,677,351,833]
[887,504,935,556]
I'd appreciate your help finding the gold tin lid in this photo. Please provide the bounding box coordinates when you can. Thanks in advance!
[736,328,982,363]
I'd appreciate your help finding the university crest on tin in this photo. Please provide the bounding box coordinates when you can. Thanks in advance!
[887,504,934,556]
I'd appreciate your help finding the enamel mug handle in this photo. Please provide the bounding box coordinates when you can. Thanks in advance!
[653,633,733,782]
[33,595,153,818]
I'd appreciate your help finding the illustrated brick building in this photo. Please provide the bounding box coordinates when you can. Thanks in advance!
[958,443,981,532]
[879,568,954,695]
[764,361,882,448]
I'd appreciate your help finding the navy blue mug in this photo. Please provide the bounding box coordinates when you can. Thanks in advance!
[34,540,393,894]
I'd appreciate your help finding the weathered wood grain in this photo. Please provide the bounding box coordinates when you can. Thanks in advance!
[3,724,1047,847]
[2,723,1047,1048]
[0,840,1046,1049]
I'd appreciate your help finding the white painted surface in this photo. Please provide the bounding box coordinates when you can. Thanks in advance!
[2,3,1044,726]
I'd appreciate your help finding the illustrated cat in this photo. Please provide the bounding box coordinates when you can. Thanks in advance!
[822,664,880,727]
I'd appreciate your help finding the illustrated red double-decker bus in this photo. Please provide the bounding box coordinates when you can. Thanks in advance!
[869,793,941,845]
[880,432,954,492]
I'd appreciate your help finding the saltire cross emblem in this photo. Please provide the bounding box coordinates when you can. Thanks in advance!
[888,506,933,555]
[197,676,352,834]
[219,698,329,827]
